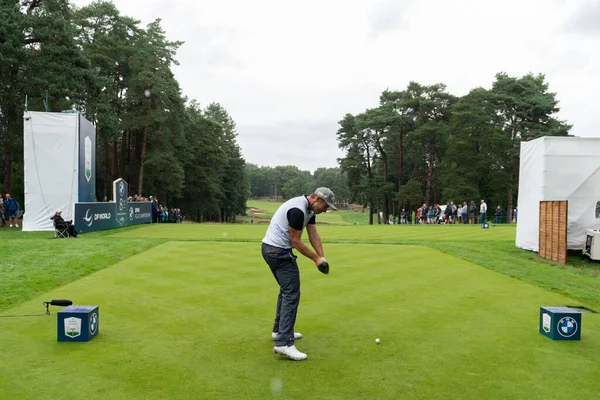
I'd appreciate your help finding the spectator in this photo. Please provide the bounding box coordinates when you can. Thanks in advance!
[434,204,441,223]
[461,202,468,224]
[480,199,488,225]
[50,210,78,237]
[400,209,407,224]
[444,202,452,224]
[420,204,427,224]
[495,205,503,224]
[427,206,434,224]
[0,195,5,227]
[468,201,477,224]
[4,193,19,228]
[450,202,457,224]
[150,196,160,223]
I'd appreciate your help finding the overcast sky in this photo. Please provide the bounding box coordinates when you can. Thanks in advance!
[72,0,600,172]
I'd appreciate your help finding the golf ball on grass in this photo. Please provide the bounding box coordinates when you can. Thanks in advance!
[375,338,380,344]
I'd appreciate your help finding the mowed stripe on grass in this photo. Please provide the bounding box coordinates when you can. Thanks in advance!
[111,223,517,243]
[1,241,598,400]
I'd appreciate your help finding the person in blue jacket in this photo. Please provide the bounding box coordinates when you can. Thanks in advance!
[4,193,19,228]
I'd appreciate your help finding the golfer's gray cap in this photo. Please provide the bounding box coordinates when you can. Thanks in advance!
[314,187,337,210]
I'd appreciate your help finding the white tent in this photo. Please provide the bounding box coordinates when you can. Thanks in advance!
[23,111,96,231]
[516,136,600,251]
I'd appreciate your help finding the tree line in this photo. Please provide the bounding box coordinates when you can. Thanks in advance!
[336,75,572,225]
[245,164,351,207]
[0,0,248,222]
[1,2,573,225]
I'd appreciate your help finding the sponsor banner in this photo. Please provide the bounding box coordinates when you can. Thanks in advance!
[78,114,96,202]
[113,178,128,226]
[74,201,152,234]
[64,317,81,338]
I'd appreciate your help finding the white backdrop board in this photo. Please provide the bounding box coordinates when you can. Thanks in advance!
[516,136,600,251]
[23,112,96,231]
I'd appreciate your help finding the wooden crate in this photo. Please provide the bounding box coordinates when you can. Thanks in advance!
[539,201,568,264]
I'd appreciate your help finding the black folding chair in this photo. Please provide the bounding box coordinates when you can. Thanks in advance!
[53,219,70,239]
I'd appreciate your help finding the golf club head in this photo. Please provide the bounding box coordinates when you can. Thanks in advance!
[317,261,329,274]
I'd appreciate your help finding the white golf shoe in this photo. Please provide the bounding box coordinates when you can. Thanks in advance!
[273,345,307,361]
[272,332,303,341]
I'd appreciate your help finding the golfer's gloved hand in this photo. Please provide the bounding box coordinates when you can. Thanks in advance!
[316,257,329,274]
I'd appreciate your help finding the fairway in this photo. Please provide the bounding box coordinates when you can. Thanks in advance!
[111,222,517,243]
[1,225,599,399]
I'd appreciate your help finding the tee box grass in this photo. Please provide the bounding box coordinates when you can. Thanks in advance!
[0,220,599,399]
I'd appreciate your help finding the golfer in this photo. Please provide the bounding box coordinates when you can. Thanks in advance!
[261,187,336,360]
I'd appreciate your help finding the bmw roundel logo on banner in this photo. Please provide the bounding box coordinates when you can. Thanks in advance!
[129,206,134,221]
[119,182,125,196]
[89,312,98,335]
[557,316,578,338]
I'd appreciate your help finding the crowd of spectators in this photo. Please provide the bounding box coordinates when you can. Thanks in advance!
[396,200,518,225]
[103,194,185,223]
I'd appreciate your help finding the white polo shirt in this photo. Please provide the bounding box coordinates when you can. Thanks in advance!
[262,196,316,249]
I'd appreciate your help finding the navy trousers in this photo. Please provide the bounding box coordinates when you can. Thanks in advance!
[261,243,301,347]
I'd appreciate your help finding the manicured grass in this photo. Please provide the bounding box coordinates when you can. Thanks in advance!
[1,241,599,399]
[0,225,166,312]
[112,222,518,242]
[110,224,600,310]
[246,199,370,225]
[1,223,599,399]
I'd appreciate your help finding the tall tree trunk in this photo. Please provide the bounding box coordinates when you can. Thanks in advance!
[433,167,439,205]
[397,134,404,186]
[129,131,136,183]
[120,130,127,181]
[4,90,21,194]
[507,155,519,223]
[507,189,513,223]
[103,135,109,198]
[379,142,389,224]
[3,152,11,194]
[398,199,403,220]
[138,128,148,196]
[425,151,434,205]
[111,138,118,181]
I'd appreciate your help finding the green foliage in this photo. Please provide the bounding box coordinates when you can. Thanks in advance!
[1,1,247,221]
[1,0,90,194]
[203,102,250,221]
[397,180,423,211]
[314,167,351,202]
[0,1,575,225]
[245,164,351,207]
[337,75,571,224]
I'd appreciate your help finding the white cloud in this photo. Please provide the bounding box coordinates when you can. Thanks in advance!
[368,0,412,38]
[563,0,600,34]
[71,0,600,172]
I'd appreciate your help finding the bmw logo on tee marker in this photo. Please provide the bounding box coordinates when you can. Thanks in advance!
[557,316,578,337]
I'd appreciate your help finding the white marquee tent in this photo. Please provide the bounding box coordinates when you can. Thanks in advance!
[23,111,96,231]
[516,136,600,252]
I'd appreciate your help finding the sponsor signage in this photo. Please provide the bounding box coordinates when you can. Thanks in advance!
[74,178,151,234]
